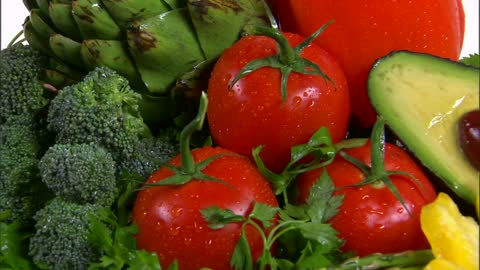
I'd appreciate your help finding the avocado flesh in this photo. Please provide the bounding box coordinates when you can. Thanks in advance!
[368,51,479,205]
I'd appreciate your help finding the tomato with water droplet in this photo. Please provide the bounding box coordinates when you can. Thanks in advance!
[270,0,464,127]
[295,141,437,256]
[132,146,278,269]
[207,32,350,173]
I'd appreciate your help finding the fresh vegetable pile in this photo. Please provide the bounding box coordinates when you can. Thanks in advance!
[1,1,479,270]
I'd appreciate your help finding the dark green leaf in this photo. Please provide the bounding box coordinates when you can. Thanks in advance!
[289,127,334,165]
[305,170,343,223]
[128,250,162,270]
[460,53,480,68]
[167,260,179,270]
[0,221,36,270]
[248,202,278,229]
[281,205,308,220]
[230,233,254,270]
[298,223,342,250]
[201,205,245,229]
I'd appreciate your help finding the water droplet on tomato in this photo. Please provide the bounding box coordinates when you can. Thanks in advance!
[292,96,302,107]
[184,237,193,246]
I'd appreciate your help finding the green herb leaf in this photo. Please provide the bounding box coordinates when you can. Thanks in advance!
[248,202,279,229]
[230,233,254,270]
[298,223,343,251]
[88,209,161,270]
[0,221,36,270]
[460,53,480,68]
[201,205,245,229]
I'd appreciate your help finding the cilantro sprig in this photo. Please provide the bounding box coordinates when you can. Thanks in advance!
[202,168,345,270]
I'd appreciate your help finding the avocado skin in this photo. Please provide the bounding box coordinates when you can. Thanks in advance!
[367,50,480,205]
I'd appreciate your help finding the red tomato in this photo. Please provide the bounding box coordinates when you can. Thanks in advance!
[271,0,465,127]
[132,146,278,269]
[207,32,350,173]
[295,141,437,256]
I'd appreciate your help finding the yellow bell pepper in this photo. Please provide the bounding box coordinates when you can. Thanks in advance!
[421,192,479,270]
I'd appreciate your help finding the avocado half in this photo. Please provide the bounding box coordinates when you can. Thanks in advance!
[368,50,479,205]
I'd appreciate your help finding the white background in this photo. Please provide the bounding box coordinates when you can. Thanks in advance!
[1,1,479,56]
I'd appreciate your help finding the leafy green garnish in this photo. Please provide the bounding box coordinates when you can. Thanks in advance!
[460,53,480,68]
[0,219,36,270]
[87,209,161,270]
[202,168,344,270]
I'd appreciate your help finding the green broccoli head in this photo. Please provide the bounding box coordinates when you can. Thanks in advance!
[0,114,52,226]
[28,198,104,270]
[0,43,48,121]
[39,143,118,207]
[118,132,179,179]
[47,66,152,162]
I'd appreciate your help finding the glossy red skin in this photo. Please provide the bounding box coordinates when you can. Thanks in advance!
[132,147,278,269]
[295,141,437,256]
[207,33,350,173]
[271,0,465,127]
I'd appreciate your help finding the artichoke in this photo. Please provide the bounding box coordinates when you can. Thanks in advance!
[21,0,269,126]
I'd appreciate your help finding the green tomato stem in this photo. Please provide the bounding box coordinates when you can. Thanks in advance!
[179,92,208,174]
[250,26,297,65]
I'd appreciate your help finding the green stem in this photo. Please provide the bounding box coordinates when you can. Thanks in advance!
[179,92,208,174]
[7,30,24,48]
[370,117,387,177]
[327,250,433,270]
[251,27,297,65]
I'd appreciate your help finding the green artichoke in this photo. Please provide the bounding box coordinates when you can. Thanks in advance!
[22,0,269,126]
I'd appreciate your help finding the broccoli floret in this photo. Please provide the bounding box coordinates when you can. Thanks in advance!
[47,66,152,164]
[28,198,104,270]
[0,43,48,121]
[39,143,118,207]
[0,114,52,226]
[119,128,179,179]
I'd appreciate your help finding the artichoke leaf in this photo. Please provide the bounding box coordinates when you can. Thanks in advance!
[43,69,79,88]
[23,0,38,11]
[29,8,56,40]
[101,0,171,27]
[188,0,269,59]
[49,34,84,69]
[72,0,122,40]
[35,0,50,17]
[80,39,144,89]
[23,19,53,56]
[127,8,206,94]
[163,0,187,9]
[49,2,83,41]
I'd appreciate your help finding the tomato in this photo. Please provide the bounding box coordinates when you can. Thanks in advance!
[132,146,278,269]
[207,32,350,173]
[271,0,465,127]
[295,141,437,256]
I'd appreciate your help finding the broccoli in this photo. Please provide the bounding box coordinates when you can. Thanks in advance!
[0,114,52,227]
[28,198,104,270]
[0,43,48,121]
[39,143,118,207]
[119,127,180,179]
[47,66,152,164]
